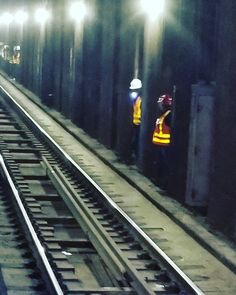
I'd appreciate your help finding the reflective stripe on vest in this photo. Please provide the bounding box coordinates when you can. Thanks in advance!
[152,110,171,146]
[133,96,141,125]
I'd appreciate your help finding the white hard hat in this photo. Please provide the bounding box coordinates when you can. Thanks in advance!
[129,78,142,90]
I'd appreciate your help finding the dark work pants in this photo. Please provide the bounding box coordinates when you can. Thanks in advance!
[132,124,140,158]
[154,145,173,189]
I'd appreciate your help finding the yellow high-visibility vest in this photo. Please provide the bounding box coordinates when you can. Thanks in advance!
[133,96,141,125]
[152,110,171,146]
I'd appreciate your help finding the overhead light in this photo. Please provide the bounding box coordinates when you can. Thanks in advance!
[69,1,87,22]
[140,0,165,19]
[15,10,28,24]
[35,7,50,24]
[0,12,13,25]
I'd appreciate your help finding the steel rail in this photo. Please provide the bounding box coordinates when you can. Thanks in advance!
[0,154,64,295]
[43,156,155,295]
[0,85,205,295]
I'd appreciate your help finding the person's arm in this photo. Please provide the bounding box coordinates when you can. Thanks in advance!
[165,112,171,127]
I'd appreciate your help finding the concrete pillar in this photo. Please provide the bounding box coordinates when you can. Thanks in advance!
[97,0,119,147]
[166,0,202,200]
[41,21,55,106]
[82,0,101,137]
[138,6,165,177]
[71,18,85,125]
[60,14,74,118]
[208,1,236,240]
[115,0,142,163]
[52,1,63,111]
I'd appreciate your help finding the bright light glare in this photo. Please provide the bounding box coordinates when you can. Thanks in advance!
[0,12,13,25]
[35,8,50,24]
[130,91,139,100]
[69,1,87,22]
[15,10,28,24]
[140,0,165,19]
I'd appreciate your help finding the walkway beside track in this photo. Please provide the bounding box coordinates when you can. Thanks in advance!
[0,73,236,294]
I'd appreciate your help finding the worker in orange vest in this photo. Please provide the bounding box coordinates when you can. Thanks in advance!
[152,94,173,189]
[129,78,142,159]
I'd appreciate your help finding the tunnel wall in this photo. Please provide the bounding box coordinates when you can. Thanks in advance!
[2,0,234,239]
[208,0,236,240]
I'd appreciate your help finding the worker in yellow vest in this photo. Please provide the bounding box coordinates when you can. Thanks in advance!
[152,94,173,189]
[152,94,172,145]
[129,78,142,159]
[12,46,21,64]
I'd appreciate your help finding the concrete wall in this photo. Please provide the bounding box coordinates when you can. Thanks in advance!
[2,0,233,239]
[208,0,236,241]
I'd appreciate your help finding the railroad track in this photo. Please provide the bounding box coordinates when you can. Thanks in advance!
[0,171,49,295]
[0,87,205,294]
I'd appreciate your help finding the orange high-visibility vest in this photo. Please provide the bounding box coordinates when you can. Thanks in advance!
[133,96,141,125]
[152,110,171,146]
